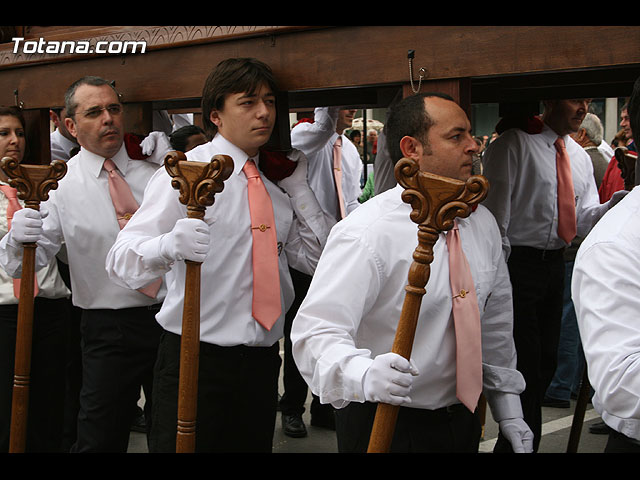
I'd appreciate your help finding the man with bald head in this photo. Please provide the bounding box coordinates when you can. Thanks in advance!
[291,93,531,453]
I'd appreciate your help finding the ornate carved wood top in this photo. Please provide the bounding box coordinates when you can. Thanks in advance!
[0,156,67,209]
[164,151,234,220]
[394,157,489,231]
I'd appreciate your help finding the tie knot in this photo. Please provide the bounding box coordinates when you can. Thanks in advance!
[554,137,566,152]
[334,136,342,148]
[243,159,260,179]
[103,158,117,173]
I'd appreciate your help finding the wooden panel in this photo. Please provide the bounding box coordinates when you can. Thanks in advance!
[0,26,637,109]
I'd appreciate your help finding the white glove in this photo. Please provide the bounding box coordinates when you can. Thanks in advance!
[159,218,210,263]
[278,154,308,197]
[140,131,173,165]
[608,189,628,208]
[9,207,45,244]
[363,352,419,406]
[498,417,534,453]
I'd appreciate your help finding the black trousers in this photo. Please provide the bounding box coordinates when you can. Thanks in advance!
[494,246,565,453]
[335,401,481,453]
[0,297,70,452]
[605,429,640,453]
[70,304,162,453]
[149,330,282,453]
[279,267,334,423]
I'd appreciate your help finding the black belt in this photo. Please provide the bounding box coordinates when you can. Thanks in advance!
[510,245,565,261]
[430,403,468,415]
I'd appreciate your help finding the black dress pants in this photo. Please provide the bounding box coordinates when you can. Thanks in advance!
[70,304,162,453]
[149,330,282,453]
[335,401,481,453]
[494,246,565,453]
[0,297,70,452]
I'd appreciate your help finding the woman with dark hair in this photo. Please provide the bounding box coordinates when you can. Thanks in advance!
[0,106,71,452]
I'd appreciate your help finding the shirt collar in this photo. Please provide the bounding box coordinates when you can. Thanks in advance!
[541,122,569,146]
[83,143,129,178]
[195,133,261,177]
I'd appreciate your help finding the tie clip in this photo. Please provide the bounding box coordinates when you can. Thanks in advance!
[252,223,270,232]
[453,289,468,299]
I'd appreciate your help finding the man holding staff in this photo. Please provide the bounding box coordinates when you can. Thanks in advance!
[0,76,164,452]
[105,57,329,453]
[291,93,532,453]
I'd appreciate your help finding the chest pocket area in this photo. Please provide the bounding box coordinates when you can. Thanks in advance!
[473,267,497,315]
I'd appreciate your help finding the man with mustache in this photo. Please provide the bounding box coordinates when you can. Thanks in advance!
[0,76,164,452]
[481,98,627,452]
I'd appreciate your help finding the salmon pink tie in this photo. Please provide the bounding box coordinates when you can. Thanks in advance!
[0,184,38,298]
[554,137,577,244]
[333,137,347,219]
[103,159,161,298]
[446,221,482,412]
[243,159,281,330]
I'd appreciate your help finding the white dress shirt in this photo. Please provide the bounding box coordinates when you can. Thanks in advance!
[0,143,164,309]
[105,134,329,348]
[598,139,614,161]
[0,184,70,304]
[291,184,525,419]
[50,128,78,163]
[572,186,640,441]
[482,124,611,258]
[291,107,363,223]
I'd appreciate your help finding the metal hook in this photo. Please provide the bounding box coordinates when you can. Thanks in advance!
[13,89,24,109]
[408,50,427,94]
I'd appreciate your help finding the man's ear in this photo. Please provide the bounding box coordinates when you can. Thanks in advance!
[210,110,221,129]
[64,117,77,139]
[399,135,423,160]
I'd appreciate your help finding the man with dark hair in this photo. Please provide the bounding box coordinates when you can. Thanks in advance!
[0,75,164,452]
[106,57,329,453]
[482,98,627,452]
[291,92,532,453]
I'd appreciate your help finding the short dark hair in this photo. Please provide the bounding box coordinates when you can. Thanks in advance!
[64,76,119,119]
[384,92,455,163]
[200,57,277,137]
[169,124,206,152]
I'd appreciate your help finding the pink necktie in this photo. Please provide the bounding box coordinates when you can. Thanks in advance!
[0,185,38,298]
[103,159,161,298]
[446,221,482,412]
[243,159,281,330]
[333,137,347,219]
[554,137,577,244]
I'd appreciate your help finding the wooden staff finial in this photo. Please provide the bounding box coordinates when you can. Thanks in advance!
[367,157,489,453]
[0,156,67,453]
[164,151,233,453]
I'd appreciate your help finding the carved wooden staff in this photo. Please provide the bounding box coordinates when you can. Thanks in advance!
[566,363,591,453]
[367,157,489,453]
[615,146,637,191]
[0,156,67,453]
[164,151,233,453]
